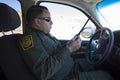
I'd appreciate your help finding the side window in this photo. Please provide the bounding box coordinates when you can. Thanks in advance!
[0,0,23,37]
[40,2,96,40]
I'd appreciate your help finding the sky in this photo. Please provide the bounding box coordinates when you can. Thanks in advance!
[0,0,21,10]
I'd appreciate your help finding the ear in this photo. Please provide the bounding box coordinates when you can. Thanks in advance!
[34,18,41,26]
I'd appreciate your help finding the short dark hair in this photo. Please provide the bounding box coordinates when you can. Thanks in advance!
[26,5,48,22]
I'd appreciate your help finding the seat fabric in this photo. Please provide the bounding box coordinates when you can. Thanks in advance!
[0,3,35,80]
[0,34,35,80]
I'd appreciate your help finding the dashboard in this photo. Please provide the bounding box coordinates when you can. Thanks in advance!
[111,30,120,63]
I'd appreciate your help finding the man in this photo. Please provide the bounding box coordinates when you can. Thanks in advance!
[18,5,113,80]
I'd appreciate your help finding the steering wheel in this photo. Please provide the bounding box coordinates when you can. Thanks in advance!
[86,27,114,65]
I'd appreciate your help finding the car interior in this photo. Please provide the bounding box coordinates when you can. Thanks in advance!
[0,0,120,80]
[0,3,35,80]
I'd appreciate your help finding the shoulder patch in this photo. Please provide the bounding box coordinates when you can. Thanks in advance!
[19,35,34,51]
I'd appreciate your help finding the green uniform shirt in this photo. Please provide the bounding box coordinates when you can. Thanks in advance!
[19,28,74,80]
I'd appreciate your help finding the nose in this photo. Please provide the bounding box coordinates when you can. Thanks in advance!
[50,20,53,25]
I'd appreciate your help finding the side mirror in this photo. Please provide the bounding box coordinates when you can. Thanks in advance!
[81,27,95,38]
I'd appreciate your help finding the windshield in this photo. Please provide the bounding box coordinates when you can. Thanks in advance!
[97,0,120,31]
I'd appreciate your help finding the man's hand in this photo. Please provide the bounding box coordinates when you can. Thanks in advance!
[66,35,82,52]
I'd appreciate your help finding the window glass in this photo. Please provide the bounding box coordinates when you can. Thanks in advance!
[97,0,120,31]
[0,0,22,37]
[40,2,96,40]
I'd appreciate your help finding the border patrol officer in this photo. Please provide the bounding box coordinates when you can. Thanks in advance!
[18,5,114,80]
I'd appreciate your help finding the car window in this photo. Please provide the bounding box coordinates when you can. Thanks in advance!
[0,0,22,37]
[40,2,96,40]
[97,0,120,31]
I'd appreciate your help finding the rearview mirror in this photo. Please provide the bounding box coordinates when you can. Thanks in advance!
[81,27,95,38]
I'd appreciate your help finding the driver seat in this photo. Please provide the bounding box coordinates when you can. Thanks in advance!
[0,3,35,80]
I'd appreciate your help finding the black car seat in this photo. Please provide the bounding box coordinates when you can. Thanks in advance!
[0,3,35,80]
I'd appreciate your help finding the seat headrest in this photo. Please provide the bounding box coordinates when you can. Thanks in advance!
[0,3,21,32]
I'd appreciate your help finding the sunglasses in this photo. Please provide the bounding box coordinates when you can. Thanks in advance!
[36,17,51,22]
